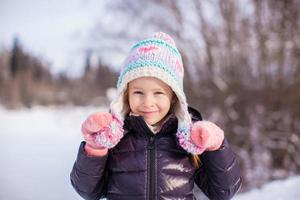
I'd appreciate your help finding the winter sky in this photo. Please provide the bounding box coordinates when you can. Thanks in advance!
[0,0,103,76]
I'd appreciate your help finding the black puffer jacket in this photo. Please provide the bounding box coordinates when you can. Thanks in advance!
[70,108,241,200]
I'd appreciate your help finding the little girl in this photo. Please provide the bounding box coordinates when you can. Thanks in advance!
[70,32,241,200]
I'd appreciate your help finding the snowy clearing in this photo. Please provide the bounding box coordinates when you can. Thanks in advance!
[0,106,299,200]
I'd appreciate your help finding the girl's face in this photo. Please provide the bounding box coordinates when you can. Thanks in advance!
[128,77,173,125]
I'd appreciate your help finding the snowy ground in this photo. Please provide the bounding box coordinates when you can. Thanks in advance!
[232,176,300,200]
[0,106,299,200]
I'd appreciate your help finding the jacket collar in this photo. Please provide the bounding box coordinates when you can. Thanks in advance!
[124,114,178,137]
[123,106,202,137]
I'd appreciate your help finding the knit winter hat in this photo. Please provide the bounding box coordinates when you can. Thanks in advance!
[105,32,203,154]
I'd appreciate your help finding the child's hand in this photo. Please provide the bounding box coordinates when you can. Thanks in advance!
[191,121,224,151]
[81,112,115,156]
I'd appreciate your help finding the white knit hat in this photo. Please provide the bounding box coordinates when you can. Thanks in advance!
[100,32,203,154]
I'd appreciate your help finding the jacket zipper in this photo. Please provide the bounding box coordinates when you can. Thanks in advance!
[147,136,155,200]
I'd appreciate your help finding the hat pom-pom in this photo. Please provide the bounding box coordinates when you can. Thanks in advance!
[153,32,176,46]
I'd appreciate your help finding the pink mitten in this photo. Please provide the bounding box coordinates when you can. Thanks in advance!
[81,112,113,156]
[191,121,225,151]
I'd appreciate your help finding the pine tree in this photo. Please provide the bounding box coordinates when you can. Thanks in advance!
[9,37,24,78]
[84,49,92,75]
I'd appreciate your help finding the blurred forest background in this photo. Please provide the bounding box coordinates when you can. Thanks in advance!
[1,0,300,192]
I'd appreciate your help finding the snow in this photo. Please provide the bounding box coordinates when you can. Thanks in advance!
[0,106,107,200]
[233,176,300,200]
[0,106,299,200]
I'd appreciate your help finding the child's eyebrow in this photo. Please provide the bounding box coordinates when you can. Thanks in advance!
[130,87,165,91]
[152,88,165,91]
[130,86,143,90]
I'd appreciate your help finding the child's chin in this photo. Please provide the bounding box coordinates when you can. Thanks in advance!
[145,118,160,125]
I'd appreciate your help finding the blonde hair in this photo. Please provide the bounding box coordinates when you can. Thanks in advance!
[191,155,201,167]
[122,88,130,116]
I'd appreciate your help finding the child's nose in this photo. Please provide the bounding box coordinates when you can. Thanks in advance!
[143,95,155,107]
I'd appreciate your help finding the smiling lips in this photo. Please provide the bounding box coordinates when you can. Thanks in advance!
[140,111,158,115]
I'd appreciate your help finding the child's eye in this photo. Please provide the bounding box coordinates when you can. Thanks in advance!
[155,91,164,95]
[133,91,143,95]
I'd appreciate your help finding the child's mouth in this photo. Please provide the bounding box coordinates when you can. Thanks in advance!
[140,111,158,115]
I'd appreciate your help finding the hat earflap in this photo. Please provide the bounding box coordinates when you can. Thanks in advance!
[173,101,206,155]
